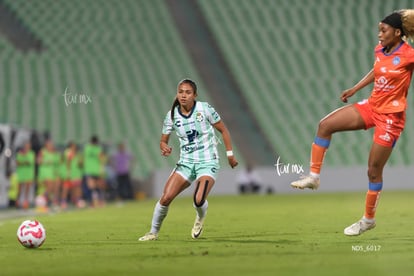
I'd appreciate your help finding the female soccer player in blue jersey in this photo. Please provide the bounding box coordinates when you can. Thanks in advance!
[139,79,238,241]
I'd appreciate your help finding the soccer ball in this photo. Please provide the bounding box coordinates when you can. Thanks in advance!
[17,220,46,248]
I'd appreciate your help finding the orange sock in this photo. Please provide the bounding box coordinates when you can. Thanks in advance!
[310,143,328,175]
[364,190,381,219]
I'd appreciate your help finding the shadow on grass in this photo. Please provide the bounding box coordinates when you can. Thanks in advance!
[185,232,302,245]
[207,238,301,244]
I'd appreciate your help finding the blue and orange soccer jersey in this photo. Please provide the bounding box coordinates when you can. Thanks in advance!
[369,42,414,113]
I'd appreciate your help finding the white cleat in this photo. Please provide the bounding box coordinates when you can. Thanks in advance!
[290,175,320,190]
[344,219,376,236]
[138,232,158,241]
[191,217,204,239]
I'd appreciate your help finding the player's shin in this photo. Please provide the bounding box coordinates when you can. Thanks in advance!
[150,201,169,234]
[310,136,330,177]
[364,182,383,221]
[194,200,208,220]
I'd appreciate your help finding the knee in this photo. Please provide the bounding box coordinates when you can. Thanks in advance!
[317,118,333,136]
[193,180,209,207]
[194,189,206,207]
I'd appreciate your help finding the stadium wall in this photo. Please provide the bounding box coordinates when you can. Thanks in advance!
[147,166,414,198]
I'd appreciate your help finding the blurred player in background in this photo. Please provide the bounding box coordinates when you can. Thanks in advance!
[291,10,414,236]
[37,138,59,210]
[83,135,105,207]
[15,141,35,209]
[111,142,134,200]
[61,142,84,209]
[58,149,69,209]
[139,79,238,241]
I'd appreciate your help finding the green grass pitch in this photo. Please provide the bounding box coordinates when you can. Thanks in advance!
[1,191,414,275]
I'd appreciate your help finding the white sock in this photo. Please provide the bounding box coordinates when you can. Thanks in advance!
[150,201,169,234]
[362,216,375,223]
[194,200,208,220]
[309,172,320,179]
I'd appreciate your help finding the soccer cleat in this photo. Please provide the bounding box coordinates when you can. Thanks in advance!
[290,175,320,190]
[344,218,376,236]
[191,217,204,239]
[138,232,158,241]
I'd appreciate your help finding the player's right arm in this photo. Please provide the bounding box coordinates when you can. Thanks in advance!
[160,110,174,157]
[341,69,375,103]
[160,134,172,156]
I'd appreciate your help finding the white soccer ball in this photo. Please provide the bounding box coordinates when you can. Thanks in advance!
[17,220,46,248]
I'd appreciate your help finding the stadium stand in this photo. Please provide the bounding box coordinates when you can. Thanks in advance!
[1,0,414,183]
[0,0,244,179]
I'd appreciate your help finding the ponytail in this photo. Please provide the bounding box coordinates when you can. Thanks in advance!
[401,9,414,42]
[170,98,179,121]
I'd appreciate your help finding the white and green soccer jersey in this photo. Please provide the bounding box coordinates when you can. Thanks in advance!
[162,101,221,163]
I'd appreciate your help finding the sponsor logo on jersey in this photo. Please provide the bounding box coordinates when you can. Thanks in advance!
[393,56,400,65]
[374,76,395,92]
[182,144,204,153]
[377,76,387,85]
[175,120,195,127]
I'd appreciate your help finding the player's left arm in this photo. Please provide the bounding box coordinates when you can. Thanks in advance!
[213,120,238,168]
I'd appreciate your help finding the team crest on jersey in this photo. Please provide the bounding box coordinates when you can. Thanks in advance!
[196,112,204,122]
[393,56,400,65]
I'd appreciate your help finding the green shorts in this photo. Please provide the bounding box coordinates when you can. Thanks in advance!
[16,169,35,183]
[174,161,220,183]
[38,167,56,181]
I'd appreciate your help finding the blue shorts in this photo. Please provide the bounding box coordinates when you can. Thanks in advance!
[174,161,220,183]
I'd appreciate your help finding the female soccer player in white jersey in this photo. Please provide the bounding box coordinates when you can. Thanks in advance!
[139,79,238,241]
